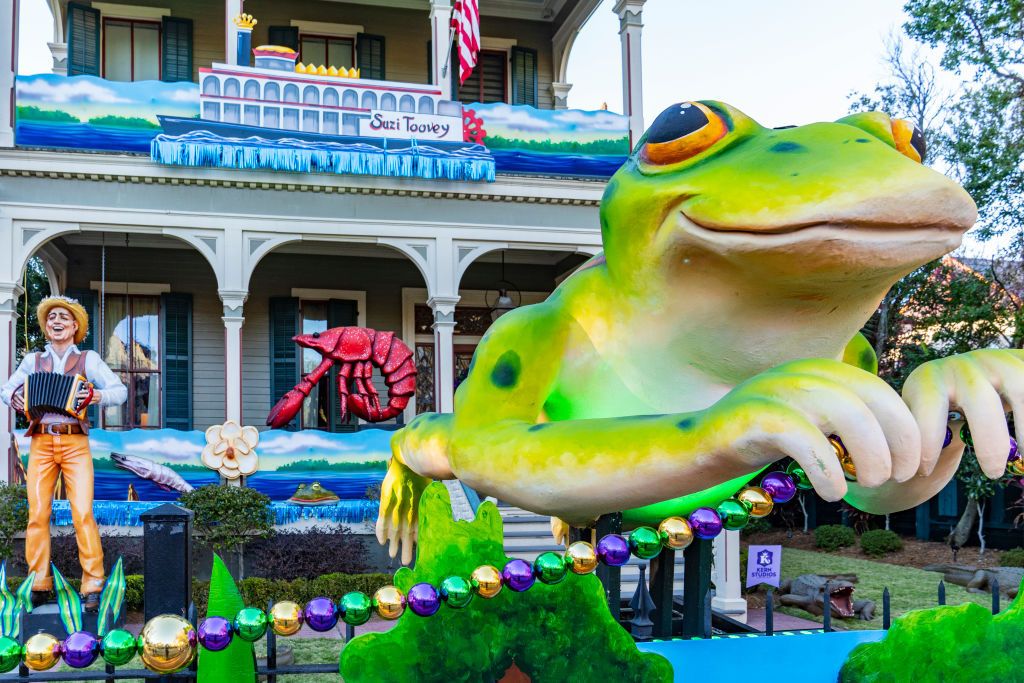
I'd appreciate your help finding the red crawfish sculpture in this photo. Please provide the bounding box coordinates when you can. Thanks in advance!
[266,327,416,428]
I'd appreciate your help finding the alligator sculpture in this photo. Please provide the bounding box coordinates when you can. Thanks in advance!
[924,564,1023,598]
[778,574,876,620]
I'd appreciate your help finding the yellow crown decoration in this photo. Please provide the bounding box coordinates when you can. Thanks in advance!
[233,13,257,30]
[293,63,360,79]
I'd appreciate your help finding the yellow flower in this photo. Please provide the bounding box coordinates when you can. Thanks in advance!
[201,421,259,479]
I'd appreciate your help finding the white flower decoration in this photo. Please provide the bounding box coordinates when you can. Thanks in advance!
[201,421,259,479]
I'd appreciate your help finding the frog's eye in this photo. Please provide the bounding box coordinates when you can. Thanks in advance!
[892,118,926,163]
[641,102,728,165]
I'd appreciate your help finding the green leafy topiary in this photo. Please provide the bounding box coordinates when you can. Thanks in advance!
[178,485,274,553]
[814,524,856,552]
[860,529,903,558]
[999,548,1024,568]
[339,483,672,683]
[841,576,1024,682]
[198,554,255,683]
[0,484,28,559]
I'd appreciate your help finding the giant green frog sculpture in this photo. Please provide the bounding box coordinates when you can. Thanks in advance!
[377,100,1023,565]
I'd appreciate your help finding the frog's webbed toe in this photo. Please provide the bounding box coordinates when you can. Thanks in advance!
[375,457,431,566]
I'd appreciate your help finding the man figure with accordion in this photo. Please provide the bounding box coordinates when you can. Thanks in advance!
[1,296,126,610]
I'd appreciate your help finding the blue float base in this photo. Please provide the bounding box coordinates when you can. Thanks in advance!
[50,500,380,526]
[637,630,886,683]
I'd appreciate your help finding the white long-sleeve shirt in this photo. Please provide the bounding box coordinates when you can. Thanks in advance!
[1,344,127,423]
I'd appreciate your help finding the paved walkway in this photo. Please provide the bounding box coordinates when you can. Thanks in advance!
[745,608,830,631]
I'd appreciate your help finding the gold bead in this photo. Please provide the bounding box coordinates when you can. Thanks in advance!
[470,565,503,598]
[23,633,60,672]
[139,615,196,674]
[564,542,598,574]
[269,600,303,636]
[658,516,694,550]
[830,436,857,480]
[373,586,406,620]
[736,487,774,518]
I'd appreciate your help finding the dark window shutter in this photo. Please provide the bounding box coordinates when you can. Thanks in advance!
[356,33,385,80]
[65,287,99,424]
[161,292,192,430]
[268,26,299,51]
[457,51,507,103]
[511,46,538,107]
[328,299,359,431]
[66,3,100,76]
[161,17,193,82]
[269,297,300,431]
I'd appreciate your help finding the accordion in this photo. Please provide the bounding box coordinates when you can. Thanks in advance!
[22,372,93,421]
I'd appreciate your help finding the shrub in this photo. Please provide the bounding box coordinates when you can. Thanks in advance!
[860,529,903,558]
[178,485,274,552]
[999,547,1024,567]
[814,524,856,551]
[245,527,369,580]
[0,484,28,559]
[741,517,773,536]
[239,573,392,609]
[125,575,144,611]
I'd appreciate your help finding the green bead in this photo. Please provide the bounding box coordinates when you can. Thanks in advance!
[439,576,474,609]
[716,499,750,531]
[785,461,813,490]
[961,424,972,447]
[0,636,20,673]
[233,607,268,642]
[533,552,568,585]
[628,526,662,560]
[100,629,137,666]
[339,591,373,626]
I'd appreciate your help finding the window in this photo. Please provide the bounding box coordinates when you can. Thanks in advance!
[102,295,161,428]
[299,35,354,69]
[103,18,160,81]
[457,50,507,104]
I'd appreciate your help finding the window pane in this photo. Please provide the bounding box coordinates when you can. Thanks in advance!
[104,21,132,81]
[133,23,160,81]
[328,38,353,69]
[103,296,128,371]
[103,380,126,428]
[301,36,326,67]
[300,301,328,429]
[132,372,160,427]
[131,298,160,372]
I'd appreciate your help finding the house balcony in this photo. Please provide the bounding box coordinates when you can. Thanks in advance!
[4,0,645,182]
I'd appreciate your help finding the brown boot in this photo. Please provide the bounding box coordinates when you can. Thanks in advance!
[82,592,101,613]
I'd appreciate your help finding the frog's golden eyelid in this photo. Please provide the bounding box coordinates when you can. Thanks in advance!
[641,102,728,165]
[892,118,926,163]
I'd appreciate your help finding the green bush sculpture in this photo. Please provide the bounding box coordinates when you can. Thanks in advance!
[339,483,671,683]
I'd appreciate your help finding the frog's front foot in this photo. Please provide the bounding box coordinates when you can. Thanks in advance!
[717,358,921,501]
[375,457,431,565]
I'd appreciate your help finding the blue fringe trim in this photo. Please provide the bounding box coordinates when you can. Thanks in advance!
[50,500,380,527]
[150,131,495,182]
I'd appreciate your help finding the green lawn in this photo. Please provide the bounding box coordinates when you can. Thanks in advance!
[775,548,999,630]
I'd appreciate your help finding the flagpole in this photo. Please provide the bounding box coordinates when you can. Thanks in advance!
[440,23,457,78]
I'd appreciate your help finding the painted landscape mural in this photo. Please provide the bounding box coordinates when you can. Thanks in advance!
[14,427,390,504]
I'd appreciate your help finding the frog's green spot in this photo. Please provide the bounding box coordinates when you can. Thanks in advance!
[528,423,551,432]
[676,417,696,431]
[490,350,521,389]
[770,141,807,153]
[791,173,799,177]
[859,348,876,370]
[855,138,870,143]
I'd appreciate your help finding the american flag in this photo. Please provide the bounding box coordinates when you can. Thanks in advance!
[452,0,480,86]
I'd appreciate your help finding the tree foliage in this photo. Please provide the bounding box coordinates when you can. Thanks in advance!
[177,485,274,553]
[15,257,49,361]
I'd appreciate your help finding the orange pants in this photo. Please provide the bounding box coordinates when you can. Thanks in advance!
[26,434,105,593]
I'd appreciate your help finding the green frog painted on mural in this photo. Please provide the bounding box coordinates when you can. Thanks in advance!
[376,100,1024,565]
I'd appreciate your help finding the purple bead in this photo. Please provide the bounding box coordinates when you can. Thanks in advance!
[61,630,99,668]
[595,534,630,567]
[944,426,953,448]
[407,583,441,617]
[502,559,536,592]
[1010,437,1019,461]
[304,597,338,632]
[761,471,796,503]
[688,507,723,540]
[198,616,234,652]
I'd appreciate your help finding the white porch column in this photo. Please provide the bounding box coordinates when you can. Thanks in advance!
[219,290,247,424]
[0,284,23,485]
[429,0,454,96]
[428,295,459,413]
[0,0,19,148]
[711,530,748,623]
[225,0,243,65]
[550,82,572,110]
[613,0,645,149]
[47,0,66,74]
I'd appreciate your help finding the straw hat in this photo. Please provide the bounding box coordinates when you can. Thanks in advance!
[37,296,89,345]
